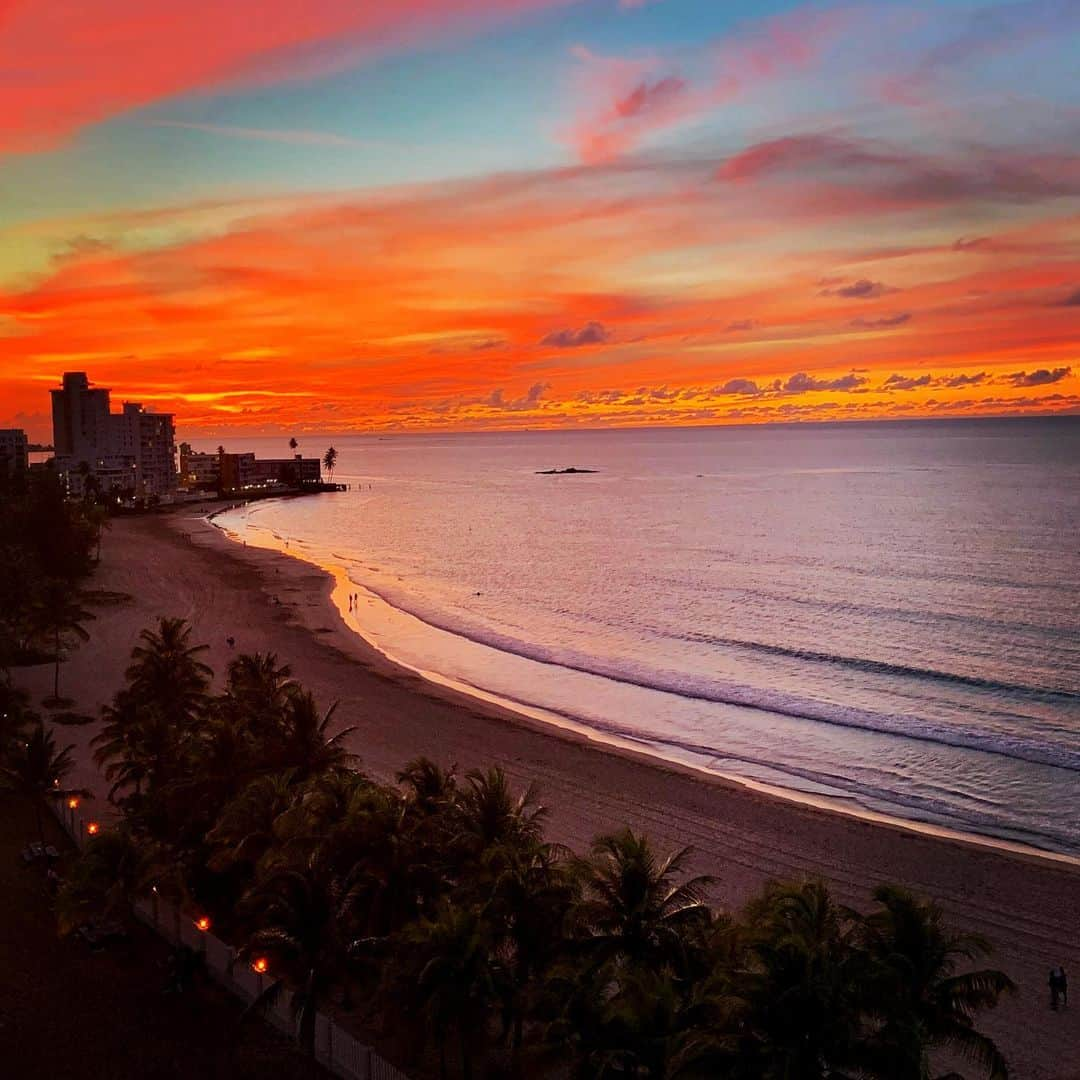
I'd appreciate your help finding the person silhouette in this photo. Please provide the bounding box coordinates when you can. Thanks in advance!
[1050,966,1067,1010]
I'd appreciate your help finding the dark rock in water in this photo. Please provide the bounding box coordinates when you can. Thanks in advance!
[535,467,598,474]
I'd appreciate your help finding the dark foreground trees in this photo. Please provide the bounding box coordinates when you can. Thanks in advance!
[36,618,1014,1078]
[0,469,99,680]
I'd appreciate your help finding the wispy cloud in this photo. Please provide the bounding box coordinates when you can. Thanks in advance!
[565,8,843,163]
[153,121,394,149]
[0,0,570,154]
[852,312,912,328]
[881,0,1080,105]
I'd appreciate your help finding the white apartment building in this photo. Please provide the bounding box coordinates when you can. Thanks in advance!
[51,372,177,499]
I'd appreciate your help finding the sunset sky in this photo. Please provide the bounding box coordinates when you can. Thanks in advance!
[1,0,1078,439]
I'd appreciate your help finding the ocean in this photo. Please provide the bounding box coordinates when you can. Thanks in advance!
[211,418,1080,856]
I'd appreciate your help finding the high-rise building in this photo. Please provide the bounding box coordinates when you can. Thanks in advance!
[0,428,29,479]
[50,372,177,498]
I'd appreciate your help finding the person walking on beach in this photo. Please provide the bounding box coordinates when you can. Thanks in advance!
[1049,966,1067,1010]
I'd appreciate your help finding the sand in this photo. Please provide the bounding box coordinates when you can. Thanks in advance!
[13,506,1080,1079]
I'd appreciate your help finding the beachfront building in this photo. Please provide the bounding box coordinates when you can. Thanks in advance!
[221,452,258,490]
[51,372,177,499]
[179,443,223,489]
[178,443,319,493]
[252,455,321,486]
[0,428,29,479]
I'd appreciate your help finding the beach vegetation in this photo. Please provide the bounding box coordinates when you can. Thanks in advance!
[0,720,87,845]
[34,618,1016,1078]
[0,468,102,685]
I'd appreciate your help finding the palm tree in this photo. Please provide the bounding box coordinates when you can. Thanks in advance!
[92,692,154,802]
[401,901,504,1080]
[858,885,1015,1080]
[240,849,361,1053]
[85,502,109,562]
[34,578,95,705]
[552,962,732,1080]
[737,879,865,1079]
[399,757,458,814]
[125,617,211,728]
[222,652,297,744]
[55,823,145,934]
[275,691,357,779]
[322,447,337,483]
[574,829,713,974]
[454,766,548,861]
[486,839,578,1072]
[317,783,419,938]
[207,770,300,874]
[171,713,257,828]
[1,721,86,844]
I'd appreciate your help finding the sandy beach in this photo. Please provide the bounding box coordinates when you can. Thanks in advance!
[14,506,1080,1079]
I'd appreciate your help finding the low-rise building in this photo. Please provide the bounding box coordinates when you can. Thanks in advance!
[0,428,29,478]
[251,455,321,486]
[179,444,321,493]
[179,443,222,489]
[220,452,257,491]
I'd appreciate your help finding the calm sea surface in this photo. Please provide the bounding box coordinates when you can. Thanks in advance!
[213,419,1080,855]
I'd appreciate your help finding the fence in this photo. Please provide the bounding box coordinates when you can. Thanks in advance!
[52,799,408,1080]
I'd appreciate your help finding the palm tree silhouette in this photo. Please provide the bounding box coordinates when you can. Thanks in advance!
[858,884,1014,1080]
[221,651,297,742]
[207,770,300,875]
[574,828,713,972]
[240,848,361,1053]
[322,447,337,483]
[125,617,212,727]
[738,879,866,1078]
[275,692,357,779]
[34,578,95,705]
[289,438,300,487]
[454,766,547,860]
[2,721,86,844]
[401,901,503,1080]
[54,823,145,934]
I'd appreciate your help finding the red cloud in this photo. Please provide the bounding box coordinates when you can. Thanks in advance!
[0,0,568,153]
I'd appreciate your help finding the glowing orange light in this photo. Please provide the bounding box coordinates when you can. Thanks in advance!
[87,821,100,835]
[252,957,269,974]
[67,797,79,809]
[195,916,211,932]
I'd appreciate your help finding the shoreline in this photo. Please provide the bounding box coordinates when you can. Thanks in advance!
[209,499,1080,870]
[14,508,1080,1078]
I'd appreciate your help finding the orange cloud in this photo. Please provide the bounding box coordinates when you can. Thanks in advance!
[1,159,1078,438]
